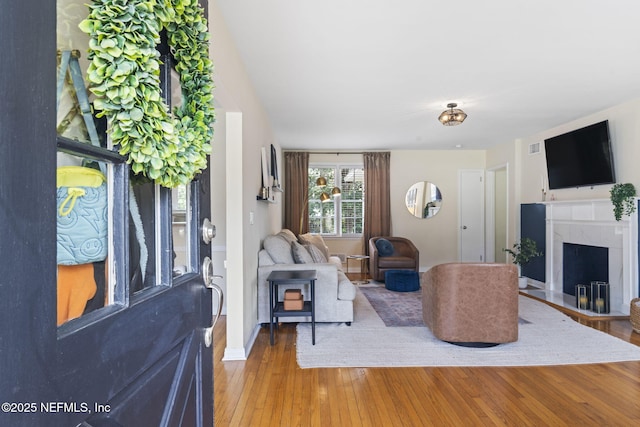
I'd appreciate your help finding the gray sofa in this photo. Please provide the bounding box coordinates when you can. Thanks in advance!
[257,229,356,324]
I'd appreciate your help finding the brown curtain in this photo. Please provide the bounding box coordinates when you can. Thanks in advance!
[363,152,391,255]
[284,152,309,235]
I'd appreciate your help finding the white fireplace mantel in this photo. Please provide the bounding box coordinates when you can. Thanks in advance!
[544,198,638,315]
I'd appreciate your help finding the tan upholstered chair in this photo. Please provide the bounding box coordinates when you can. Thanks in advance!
[421,263,519,346]
[368,236,419,282]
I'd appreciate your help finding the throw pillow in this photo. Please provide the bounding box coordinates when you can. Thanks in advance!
[278,229,297,243]
[291,241,314,264]
[375,238,394,257]
[304,244,327,263]
[298,233,330,260]
[264,234,295,264]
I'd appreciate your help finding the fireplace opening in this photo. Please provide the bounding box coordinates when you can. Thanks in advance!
[563,243,608,296]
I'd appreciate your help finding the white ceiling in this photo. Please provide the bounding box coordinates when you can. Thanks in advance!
[215,0,640,150]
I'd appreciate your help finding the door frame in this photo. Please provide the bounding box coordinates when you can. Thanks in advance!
[0,1,58,424]
[485,163,510,263]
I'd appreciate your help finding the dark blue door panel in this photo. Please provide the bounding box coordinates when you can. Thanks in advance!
[521,203,546,282]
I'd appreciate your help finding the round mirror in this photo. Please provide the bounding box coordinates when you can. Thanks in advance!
[405,181,442,219]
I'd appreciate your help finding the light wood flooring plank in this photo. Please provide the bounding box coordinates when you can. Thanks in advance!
[214,314,640,426]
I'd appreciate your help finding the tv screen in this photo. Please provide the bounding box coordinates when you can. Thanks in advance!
[544,120,615,190]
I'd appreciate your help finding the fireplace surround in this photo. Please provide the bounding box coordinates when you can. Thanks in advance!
[541,198,638,316]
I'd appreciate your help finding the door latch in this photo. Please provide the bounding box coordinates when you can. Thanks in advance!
[202,218,216,244]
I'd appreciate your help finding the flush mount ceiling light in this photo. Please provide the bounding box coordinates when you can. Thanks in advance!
[438,103,467,126]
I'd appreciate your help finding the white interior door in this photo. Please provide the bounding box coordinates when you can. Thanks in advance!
[485,166,509,263]
[493,168,509,262]
[459,169,485,262]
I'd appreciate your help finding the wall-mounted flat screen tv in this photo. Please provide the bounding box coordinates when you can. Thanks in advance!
[544,120,615,190]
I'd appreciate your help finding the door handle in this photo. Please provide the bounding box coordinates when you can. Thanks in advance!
[202,256,223,348]
[462,225,468,230]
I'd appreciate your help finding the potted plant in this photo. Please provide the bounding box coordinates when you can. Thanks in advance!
[504,237,542,289]
[610,183,637,221]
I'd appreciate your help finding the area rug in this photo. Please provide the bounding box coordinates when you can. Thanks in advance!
[359,285,423,327]
[359,284,531,327]
[296,288,640,368]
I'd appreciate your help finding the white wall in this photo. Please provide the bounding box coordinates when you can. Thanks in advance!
[519,98,640,204]
[388,100,640,275]
[390,150,486,270]
[483,97,640,253]
[210,0,282,359]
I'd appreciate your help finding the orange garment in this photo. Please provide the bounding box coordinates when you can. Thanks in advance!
[57,264,97,326]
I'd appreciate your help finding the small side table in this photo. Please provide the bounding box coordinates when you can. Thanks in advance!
[346,255,370,284]
[267,270,317,345]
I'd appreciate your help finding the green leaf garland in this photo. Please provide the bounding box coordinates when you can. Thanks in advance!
[79,0,215,188]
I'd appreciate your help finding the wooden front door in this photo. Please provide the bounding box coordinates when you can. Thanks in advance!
[0,2,216,426]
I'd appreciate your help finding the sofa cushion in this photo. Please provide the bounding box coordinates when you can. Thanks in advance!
[279,229,297,243]
[258,249,275,266]
[375,238,394,256]
[338,271,356,301]
[328,256,344,271]
[304,244,328,263]
[337,271,357,301]
[298,233,330,260]
[264,234,295,264]
[291,241,314,264]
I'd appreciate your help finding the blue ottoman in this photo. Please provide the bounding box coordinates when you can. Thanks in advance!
[385,270,420,292]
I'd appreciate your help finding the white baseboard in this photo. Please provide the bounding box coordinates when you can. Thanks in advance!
[221,323,260,361]
[222,347,246,361]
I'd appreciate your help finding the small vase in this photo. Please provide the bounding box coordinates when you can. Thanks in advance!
[518,277,528,289]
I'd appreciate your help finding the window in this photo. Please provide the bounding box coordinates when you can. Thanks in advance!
[55,38,196,327]
[308,165,364,236]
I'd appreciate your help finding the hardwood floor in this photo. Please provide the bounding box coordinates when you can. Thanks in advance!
[213,305,640,427]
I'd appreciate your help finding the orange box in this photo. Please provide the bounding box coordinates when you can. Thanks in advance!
[284,289,302,300]
[284,296,303,310]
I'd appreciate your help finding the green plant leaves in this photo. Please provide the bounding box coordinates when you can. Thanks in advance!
[80,0,214,188]
[610,183,637,221]
[503,237,542,266]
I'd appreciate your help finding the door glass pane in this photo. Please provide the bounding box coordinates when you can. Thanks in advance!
[129,183,157,295]
[168,63,192,278]
[57,0,163,303]
[57,0,92,142]
[57,2,117,325]
[56,154,112,326]
[340,167,364,234]
[172,184,191,277]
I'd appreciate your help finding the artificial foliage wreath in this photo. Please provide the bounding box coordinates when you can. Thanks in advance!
[610,183,637,221]
[79,0,215,188]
